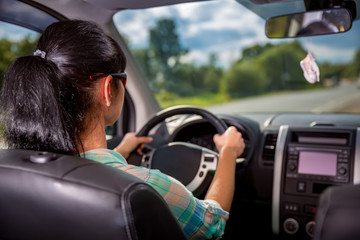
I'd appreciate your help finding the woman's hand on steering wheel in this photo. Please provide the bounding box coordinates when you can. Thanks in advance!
[213,126,245,160]
[113,132,153,159]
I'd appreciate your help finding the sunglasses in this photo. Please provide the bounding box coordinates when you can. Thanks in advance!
[89,73,127,87]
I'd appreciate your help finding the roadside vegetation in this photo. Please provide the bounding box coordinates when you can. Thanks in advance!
[1,18,360,109]
[130,18,360,108]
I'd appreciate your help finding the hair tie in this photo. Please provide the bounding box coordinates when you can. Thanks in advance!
[33,49,46,59]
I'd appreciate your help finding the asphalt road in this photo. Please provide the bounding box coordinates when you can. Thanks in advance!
[207,82,360,114]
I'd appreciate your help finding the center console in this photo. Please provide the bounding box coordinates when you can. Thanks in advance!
[272,126,360,239]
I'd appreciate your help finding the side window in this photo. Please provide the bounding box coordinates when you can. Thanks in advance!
[0,21,40,86]
[0,21,39,148]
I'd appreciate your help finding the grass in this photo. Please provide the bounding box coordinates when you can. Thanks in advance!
[155,85,328,109]
[155,92,231,109]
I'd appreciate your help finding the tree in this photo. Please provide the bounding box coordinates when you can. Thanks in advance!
[343,49,360,79]
[222,61,266,98]
[241,43,273,61]
[258,41,307,90]
[0,39,15,86]
[222,41,309,98]
[198,54,222,93]
[0,36,38,86]
[149,18,188,93]
[149,18,187,67]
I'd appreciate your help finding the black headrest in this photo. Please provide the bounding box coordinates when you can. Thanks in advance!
[314,184,360,240]
[0,149,186,240]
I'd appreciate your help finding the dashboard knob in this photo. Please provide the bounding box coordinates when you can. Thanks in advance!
[283,218,299,234]
[288,163,297,171]
[305,221,315,237]
[338,167,347,175]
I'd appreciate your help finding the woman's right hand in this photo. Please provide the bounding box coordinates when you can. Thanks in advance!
[213,126,245,159]
[205,126,245,211]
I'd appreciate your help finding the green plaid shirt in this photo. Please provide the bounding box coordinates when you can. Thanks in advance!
[78,148,229,240]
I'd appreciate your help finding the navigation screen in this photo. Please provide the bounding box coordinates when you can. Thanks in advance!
[298,151,337,176]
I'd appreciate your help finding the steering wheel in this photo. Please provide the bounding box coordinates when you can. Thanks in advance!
[127,105,228,196]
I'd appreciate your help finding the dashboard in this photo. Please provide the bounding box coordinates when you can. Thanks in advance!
[167,112,360,240]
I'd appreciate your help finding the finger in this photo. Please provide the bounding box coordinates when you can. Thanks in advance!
[136,143,146,155]
[227,126,236,133]
[213,133,220,142]
[137,147,143,155]
[137,136,153,144]
[124,132,137,138]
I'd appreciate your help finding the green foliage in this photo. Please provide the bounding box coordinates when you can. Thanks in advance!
[259,41,307,90]
[222,62,266,98]
[241,43,274,61]
[148,18,188,92]
[133,18,224,97]
[343,49,360,79]
[128,17,360,107]
[149,18,187,65]
[223,41,307,97]
[0,36,38,86]
[155,91,229,109]
[319,62,345,81]
[0,39,14,84]
[318,49,360,81]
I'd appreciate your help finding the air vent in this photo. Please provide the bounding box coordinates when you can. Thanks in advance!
[262,133,278,166]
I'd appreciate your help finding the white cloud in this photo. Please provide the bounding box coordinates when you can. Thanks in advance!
[114,0,267,67]
[114,0,356,68]
[176,0,264,38]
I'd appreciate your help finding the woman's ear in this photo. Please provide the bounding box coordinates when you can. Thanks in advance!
[103,75,113,107]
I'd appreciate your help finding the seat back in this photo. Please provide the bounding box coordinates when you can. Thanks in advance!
[314,184,360,240]
[0,149,186,240]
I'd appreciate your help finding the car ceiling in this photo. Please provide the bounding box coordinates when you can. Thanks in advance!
[83,0,208,10]
[1,0,359,34]
[1,0,208,33]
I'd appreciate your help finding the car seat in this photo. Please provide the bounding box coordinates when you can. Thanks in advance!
[0,149,187,240]
[314,184,360,240]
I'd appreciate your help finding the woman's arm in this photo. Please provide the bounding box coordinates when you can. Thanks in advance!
[205,126,245,212]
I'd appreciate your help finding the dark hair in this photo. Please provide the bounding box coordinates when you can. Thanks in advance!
[0,20,126,154]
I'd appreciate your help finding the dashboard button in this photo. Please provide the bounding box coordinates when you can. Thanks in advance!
[305,221,315,237]
[283,218,299,234]
[284,203,299,212]
[338,167,347,175]
[304,205,316,215]
[297,181,306,192]
[288,163,297,172]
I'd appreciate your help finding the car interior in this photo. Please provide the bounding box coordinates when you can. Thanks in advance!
[1,0,360,239]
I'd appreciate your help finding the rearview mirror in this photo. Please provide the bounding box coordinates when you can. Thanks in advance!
[266,8,352,38]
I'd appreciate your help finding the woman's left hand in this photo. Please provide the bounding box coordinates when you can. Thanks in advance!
[113,132,153,159]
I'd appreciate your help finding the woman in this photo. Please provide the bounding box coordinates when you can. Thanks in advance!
[0,20,245,239]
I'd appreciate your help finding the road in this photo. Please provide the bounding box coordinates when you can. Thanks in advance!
[206,82,360,114]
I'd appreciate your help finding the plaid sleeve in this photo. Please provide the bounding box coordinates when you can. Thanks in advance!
[79,149,229,239]
[125,167,229,240]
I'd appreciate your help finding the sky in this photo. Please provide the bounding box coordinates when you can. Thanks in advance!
[0,22,39,41]
[113,0,360,68]
[1,0,359,68]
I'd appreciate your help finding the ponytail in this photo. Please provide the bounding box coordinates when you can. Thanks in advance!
[0,56,76,153]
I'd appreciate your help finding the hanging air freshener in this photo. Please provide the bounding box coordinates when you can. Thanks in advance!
[300,50,320,84]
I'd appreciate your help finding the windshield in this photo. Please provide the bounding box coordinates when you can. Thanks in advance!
[114,0,360,114]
